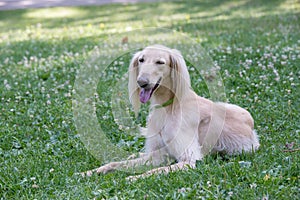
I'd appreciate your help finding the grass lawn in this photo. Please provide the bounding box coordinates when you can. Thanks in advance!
[0,0,299,199]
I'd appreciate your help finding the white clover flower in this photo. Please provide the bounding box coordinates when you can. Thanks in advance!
[281,61,287,65]
[5,83,11,90]
[207,181,211,188]
[250,183,257,189]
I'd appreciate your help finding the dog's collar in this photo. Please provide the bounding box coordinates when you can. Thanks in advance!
[153,98,174,109]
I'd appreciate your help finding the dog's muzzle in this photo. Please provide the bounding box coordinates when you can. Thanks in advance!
[137,77,150,89]
[137,77,161,103]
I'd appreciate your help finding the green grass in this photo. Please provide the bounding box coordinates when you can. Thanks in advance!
[0,0,299,199]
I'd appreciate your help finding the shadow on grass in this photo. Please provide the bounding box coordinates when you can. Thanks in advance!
[0,0,298,59]
[0,12,298,65]
[0,0,291,31]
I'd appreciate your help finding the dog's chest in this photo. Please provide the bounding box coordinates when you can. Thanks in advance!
[147,109,186,154]
[147,109,178,138]
[147,108,201,160]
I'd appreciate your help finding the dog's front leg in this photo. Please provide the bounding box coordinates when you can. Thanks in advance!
[81,152,162,177]
[126,137,203,181]
[126,161,195,181]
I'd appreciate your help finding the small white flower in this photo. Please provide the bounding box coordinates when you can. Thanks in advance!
[207,181,211,188]
[250,183,257,189]
[281,61,287,65]
[5,84,11,90]
[64,93,71,97]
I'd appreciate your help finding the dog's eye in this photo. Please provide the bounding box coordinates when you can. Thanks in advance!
[156,60,165,65]
[138,58,144,63]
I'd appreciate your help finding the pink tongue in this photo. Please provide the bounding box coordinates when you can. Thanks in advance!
[140,88,152,103]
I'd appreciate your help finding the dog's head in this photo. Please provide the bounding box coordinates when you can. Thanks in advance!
[128,45,191,115]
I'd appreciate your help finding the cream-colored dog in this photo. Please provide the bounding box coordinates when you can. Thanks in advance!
[83,45,259,180]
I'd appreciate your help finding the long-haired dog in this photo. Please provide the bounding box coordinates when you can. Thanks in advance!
[83,45,259,180]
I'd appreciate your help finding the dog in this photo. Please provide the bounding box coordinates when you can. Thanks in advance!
[82,45,260,180]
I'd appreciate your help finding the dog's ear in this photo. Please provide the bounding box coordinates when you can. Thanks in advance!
[170,49,191,102]
[128,51,142,116]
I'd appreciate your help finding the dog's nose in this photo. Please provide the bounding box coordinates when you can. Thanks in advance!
[137,77,149,88]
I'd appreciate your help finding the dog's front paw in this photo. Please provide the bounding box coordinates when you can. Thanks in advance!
[75,170,94,177]
[78,162,119,177]
[94,164,115,174]
[126,175,142,182]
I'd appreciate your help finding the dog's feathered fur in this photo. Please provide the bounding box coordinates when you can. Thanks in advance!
[83,45,259,180]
